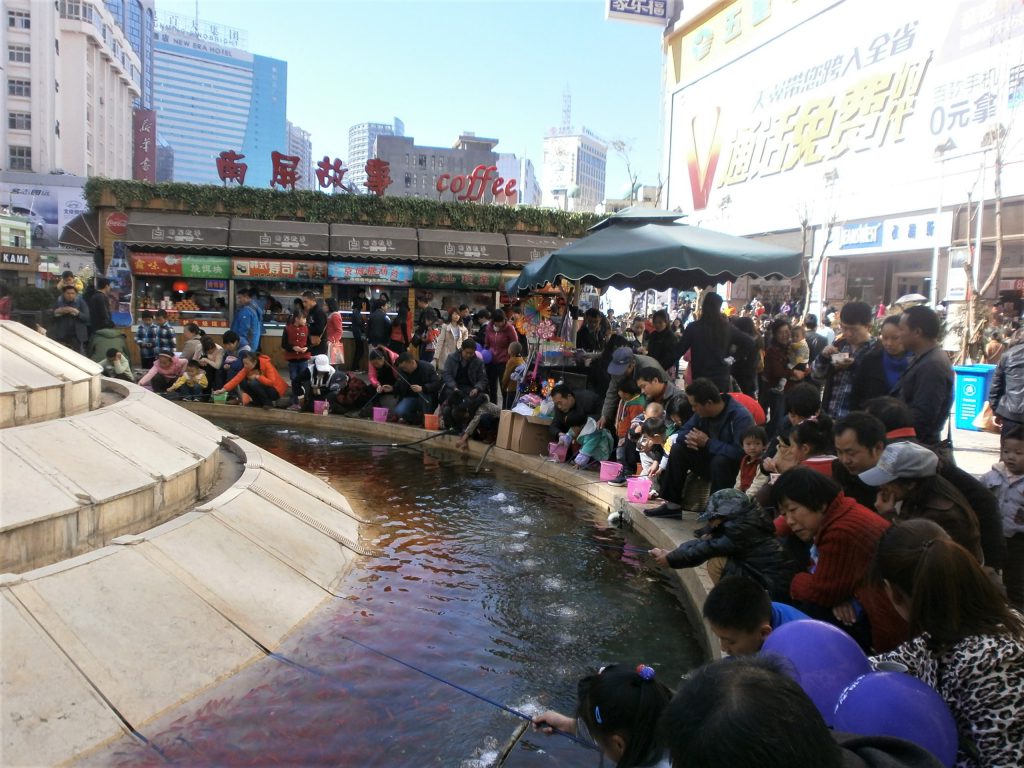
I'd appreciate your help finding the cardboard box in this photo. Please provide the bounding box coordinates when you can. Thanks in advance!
[509,413,552,455]
[495,410,514,450]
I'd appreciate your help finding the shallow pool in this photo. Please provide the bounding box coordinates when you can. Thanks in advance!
[93,424,704,767]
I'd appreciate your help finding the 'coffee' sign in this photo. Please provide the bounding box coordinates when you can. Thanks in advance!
[436,165,517,202]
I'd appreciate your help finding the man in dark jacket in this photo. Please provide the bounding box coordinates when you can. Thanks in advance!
[301,291,328,357]
[393,352,442,424]
[294,354,351,412]
[87,277,114,336]
[894,306,954,461]
[549,383,603,440]
[366,299,392,348]
[349,287,369,371]
[442,339,489,400]
[803,314,829,366]
[646,378,755,517]
[650,489,795,601]
[635,366,687,415]
[575,307,607,353]
[990,335,1024,434]
[52,284,90,353]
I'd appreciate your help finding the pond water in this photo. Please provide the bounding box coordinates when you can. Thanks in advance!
[92,423,704,767]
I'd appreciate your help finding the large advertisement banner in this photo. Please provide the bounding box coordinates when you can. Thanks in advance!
[667,0,1024,233]
[0,180,87,249]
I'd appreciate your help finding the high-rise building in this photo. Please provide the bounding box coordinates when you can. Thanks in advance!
[287,121,314,191]
[103,0,156,107]
[374,133,520,203]
[153,24,287,186]
[541,128,608,212]
[517,157,542,207]
[2,0,142,178]
[348,118,404,193]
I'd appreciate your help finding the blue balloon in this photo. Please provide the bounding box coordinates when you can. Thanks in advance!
[760,619,871,725]
[834,672,958,767]
[481,349,493,364]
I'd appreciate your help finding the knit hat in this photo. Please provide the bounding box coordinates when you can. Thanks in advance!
[697,488,754,522]
[607,347,635,375]
[858,441,938,486]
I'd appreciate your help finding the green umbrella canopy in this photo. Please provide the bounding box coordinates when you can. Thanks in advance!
[507,208,802,293]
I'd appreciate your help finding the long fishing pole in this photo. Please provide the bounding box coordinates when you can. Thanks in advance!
[374,347,432,404]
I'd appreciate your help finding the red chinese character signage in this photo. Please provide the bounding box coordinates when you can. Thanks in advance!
[217,150,248,185]
[436,164,517,203]
[133,109,157,182]
[130,253,183,277]
[270,151,301,190]
[364,158,393,196]
[315,156,347,190]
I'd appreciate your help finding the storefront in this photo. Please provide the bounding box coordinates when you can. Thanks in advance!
[0,247,39,288]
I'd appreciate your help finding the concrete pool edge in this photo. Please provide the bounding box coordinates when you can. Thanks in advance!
[185,402,720,663]
[1,410,366,766]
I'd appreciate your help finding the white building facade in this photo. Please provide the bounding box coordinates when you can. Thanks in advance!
[347,118,404,193]
[287,121,314,191]
[541,129,608,212]
[3,0,141,178]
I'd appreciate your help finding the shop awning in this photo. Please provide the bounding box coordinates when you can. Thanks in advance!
[330,224,418,262]
[230,218,329,255]
[417,230,509,266]
[58,212,100,251]
[125,212,230,250]
[506,234,576,266]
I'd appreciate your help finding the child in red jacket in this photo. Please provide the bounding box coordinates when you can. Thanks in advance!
[282,310,311,406]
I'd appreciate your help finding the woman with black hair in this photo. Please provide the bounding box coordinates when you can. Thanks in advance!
[532,664,673,768]
[678,292,753,392]
[872,519,1024,768]
[729,315,760,397]
[773,467,906,652]
[645,309,680,376]
[760,319,806,438]
[773,414,836,477]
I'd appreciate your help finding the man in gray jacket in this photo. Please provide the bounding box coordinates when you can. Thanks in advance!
[894,306,955,463]
[599,347,665,428]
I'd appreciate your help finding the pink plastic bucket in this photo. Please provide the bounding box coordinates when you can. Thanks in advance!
[548,441,568,463]
[313,400,329,415]
[626,476,652,504]
[599,461,623,481]
[372,407,389,423]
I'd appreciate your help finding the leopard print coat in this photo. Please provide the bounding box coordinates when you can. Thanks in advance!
[873,623,1024,768]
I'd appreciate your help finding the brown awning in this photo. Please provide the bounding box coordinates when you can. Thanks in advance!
[125,211,229,249]
[506,234,576,265]
[417,229,508,266]
[230,218,329,255]
[330,223,418,261]
[58,212,100,250]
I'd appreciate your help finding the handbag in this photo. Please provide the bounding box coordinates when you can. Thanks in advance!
[329,340,345,366]
[972,402,1000,434]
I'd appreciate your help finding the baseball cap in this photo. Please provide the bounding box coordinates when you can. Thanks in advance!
[312,354,332,373]
[698,488,752,521]
[607,346,635,375]
[858,441,938,486]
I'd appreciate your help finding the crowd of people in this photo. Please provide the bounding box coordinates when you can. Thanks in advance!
[44,275,1024,767]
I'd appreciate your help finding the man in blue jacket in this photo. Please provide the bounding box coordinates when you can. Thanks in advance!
[231,288,262,352]
[645,377,754,517]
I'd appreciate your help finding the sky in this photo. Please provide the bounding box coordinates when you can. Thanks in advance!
[157,0,666,198]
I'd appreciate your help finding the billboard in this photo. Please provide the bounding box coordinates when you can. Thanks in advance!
[666,0,1024,233]
[0,178,88,249]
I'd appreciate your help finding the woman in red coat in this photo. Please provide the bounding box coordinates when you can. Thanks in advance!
[773,467,907,653]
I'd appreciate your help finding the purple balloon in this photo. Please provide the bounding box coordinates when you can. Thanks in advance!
[481,349,493,364]
[834,672,958,767]
[760,619,871,725]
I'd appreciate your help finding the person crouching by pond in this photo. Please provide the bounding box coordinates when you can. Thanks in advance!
[532,664,673,768]
[367,346,400,412]
[214,350,287,408]
[649,489,795,602]
[774,467,907,653]
[139,352,186,393]
[392,352,442,425]
[871,519,1024,768]
[701,576,809,656]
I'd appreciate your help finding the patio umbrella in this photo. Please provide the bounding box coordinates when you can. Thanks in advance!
[506,208,802,293]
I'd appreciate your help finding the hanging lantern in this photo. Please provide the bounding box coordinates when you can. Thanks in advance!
[172,280,189,293]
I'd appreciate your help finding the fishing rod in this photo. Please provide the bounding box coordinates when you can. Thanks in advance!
[372,347,433,404]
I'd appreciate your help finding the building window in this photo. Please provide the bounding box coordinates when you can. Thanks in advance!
[8,112,31,130]
[7,78,30,97]
[9,146,32,171]
[8,10,30,29]
[55,38,59,55]
[8,44,30,63]
[404,173,412,187]
[418,154,426,167]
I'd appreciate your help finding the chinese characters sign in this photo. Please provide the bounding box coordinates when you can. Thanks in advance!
[327,262,413,285]
[605,0,668,26]
[133,109,157,182]
[216,150,393,195]
[412,267,503,291]
[130,253,231,278]
[231,259,327,282]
